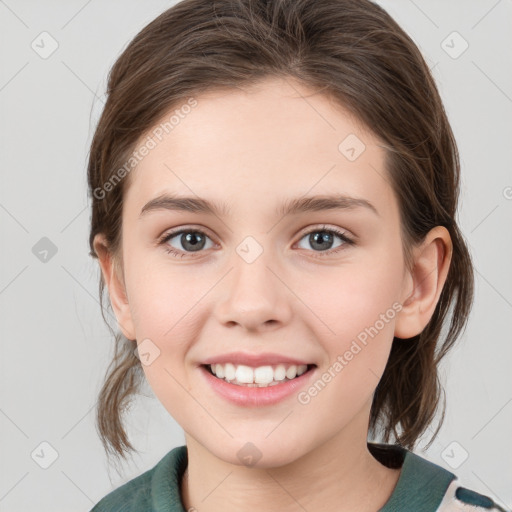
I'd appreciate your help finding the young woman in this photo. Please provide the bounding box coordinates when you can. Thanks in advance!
[87,0,508,510]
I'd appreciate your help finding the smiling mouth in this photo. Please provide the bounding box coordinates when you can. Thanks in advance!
[203,363,316,387]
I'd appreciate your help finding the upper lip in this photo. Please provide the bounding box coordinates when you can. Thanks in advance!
[202,352,315,367]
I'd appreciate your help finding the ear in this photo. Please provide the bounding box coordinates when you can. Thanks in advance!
[394,226,453,340]
[93,233,136,341]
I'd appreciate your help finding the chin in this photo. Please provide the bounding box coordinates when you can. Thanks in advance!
[206,435,309,470]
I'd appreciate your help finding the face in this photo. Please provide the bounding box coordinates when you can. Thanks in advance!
[101,77,417,468]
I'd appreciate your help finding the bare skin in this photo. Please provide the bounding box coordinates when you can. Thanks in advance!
[94,76,452,511]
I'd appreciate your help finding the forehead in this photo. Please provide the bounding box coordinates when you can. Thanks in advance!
[124,77,395,221]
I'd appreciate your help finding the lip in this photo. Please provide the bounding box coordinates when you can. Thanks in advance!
[201,351,313,367]
[199,363,317,407]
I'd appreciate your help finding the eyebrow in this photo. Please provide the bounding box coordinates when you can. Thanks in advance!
[139,193,380,219]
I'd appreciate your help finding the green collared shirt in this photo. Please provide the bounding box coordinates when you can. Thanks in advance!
[90,443,507,511]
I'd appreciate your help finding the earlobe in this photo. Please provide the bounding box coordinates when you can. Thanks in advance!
[93,233,136,341]
[394,226,452,340]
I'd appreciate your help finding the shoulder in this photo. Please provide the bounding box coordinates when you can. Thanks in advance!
[90,445,188,512]
[368,443,509,512]
[435,478,510,512]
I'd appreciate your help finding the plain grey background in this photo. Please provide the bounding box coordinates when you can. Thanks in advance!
[1,1,511,510]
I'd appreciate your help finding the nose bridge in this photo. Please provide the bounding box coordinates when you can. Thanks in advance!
[231,233,278,302]
[215,233,291,330]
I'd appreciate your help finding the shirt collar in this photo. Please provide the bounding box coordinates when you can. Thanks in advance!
[152,442,456,512]
[369,442,457,511]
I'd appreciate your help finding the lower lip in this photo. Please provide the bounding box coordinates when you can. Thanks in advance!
[199,365,316,407]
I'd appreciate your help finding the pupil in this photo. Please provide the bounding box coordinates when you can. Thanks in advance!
[311,231,332,250]
[183,232,204,251]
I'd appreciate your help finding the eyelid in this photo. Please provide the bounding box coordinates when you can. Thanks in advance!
[157,224,217,242]
[297,224,352,239]
[294,224,355,252]
[157,224,356,241]
[158,223,355,257]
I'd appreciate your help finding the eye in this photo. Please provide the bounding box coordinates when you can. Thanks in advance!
[158,228,215,258]
[295,225,355,257]
[157,224,355,259]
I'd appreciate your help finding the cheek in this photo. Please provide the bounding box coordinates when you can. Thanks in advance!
[295,260,402,424]
[126,260,208,397]
[301,251,403,346]
[125,252,206,338]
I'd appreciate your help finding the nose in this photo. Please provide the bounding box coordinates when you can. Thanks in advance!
[214,246,292,332]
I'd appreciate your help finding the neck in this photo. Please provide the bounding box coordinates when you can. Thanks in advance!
[180,410,401,512]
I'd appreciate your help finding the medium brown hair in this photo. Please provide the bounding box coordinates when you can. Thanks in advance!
[87,0,474,467]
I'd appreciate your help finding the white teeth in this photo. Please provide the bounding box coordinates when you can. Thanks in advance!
[254,366,274,384]
[273,364,286,381]
[235,365,254,383]
[286,365,297,379]
[208,362,311,386]
[224,363,236,381]
[214,363,225,379]
[297,364,307,376]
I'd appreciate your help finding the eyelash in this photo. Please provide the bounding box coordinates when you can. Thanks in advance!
[157,225,355,259]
